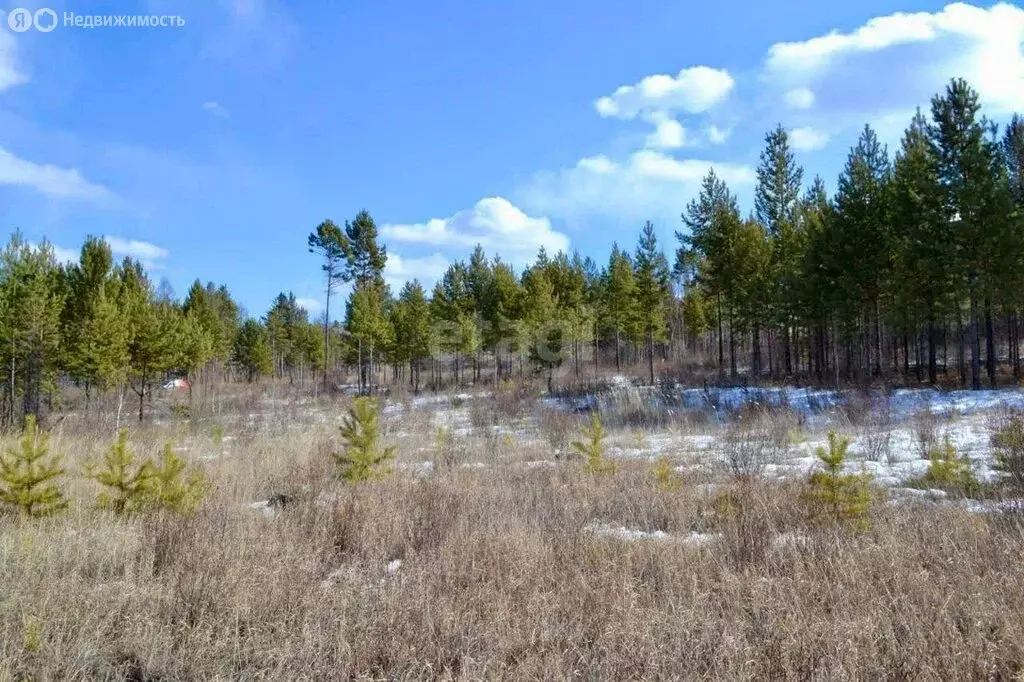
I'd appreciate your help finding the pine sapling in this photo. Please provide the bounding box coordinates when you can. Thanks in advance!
[992,415,1024,489]
[148,443,208,514]
[85,429,155,514]
[333,397,395,483]
[572,413,616,475]
[804,431,872,525]
[0,416,67,518]
[919,438,980,497]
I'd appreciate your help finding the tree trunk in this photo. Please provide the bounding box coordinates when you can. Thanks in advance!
[969,278,981,390]
[985,299,996,387]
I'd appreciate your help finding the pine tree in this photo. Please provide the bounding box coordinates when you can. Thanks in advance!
[601,245,639,371]
[148,442,208,513]
[391,280,431,391]
[308,220,349,388]
[634,222,671,384]
[233,319,273,382]
[86,429,154,514]
[891,110,950,384]
[755,125,805,378]
[929,79,1006,389]
[830,125,892,383]
[0,415,67,517]
[522,261,562,390]
[333,397,395,482]
[804,431,872,525]
[0,236,66,426]
[572,412,615,475]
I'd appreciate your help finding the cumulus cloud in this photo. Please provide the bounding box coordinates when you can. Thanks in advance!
[104,236,169,268]
[789,127,831,151]
[0,147,114,202]
[384,252,451,290]
[382,197,569,265]
[595,66,734,119]
[764,2,1024,115]
[784,87,816,110]
[644,115,687,149]
[517,151,754,226]
[202,101,230,118]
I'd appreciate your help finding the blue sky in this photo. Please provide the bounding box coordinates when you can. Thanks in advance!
[1,0,1022,317]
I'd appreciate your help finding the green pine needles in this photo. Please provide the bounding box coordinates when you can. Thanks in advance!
[804,431,872,524]
[333,397,395,483]
[916,438,980,497]
[572,413,616,475]
[0,416,68,517]
[86,431,207,515]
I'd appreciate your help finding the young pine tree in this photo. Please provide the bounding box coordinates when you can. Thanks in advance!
[572,412,615,475]
[0,416,67,517]
[85,429,154,514]
[804,431,872,525]
[333,397,395,483]
[148,442,208,514]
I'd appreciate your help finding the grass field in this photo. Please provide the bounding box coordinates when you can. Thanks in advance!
[3,381,1024,679]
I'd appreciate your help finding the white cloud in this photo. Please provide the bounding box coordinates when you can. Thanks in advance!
[784,87,816,109]
[27,242,77,265]
[764,3,1024,114]
[518,151,754,226]
[294,297,322,314]
[0,147,114,202]
[202,101,230,118]
[644,115,687,149]
[0,19,26,92]
[104,236,169,269]
[384,252,451,290]
[382,197,569,265]
[789,127,830,151]
[595,66,734,119]
[705,124,731,144]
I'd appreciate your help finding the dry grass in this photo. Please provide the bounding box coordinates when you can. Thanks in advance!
[2,391,1024,679]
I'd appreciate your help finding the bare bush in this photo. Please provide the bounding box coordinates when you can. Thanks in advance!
[721,416,787,481]
[913,408,941,459]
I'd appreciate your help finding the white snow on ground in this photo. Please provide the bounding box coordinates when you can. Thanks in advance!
[396,461,436,477]
[583,522,724,546]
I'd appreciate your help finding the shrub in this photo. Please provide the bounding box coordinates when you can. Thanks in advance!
[804,431,872,525]
[572,413,616,475]
[0,416,67,518]
[433,426,464,470]
[85,429,155,514]
[538,408,576,453]
[652,456,681,491]
[913,439,980,497]
[333,397,395,483]
[722,420,783,481]
[992,414,1024,489]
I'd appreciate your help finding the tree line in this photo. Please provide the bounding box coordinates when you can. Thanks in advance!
[2,79,1023,427]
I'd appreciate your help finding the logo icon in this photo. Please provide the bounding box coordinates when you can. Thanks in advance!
[33,8,56,32]
[7,7,32,32]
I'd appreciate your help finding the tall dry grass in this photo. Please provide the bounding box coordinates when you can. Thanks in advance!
[1,390,1024,679]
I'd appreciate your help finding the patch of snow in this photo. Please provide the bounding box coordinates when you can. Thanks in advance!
[584,523,670,542]
[396,461,435,477]
[248,500,275,518]
[772,532,810,549]
[890,487,948,500]
[524,460,557,469]
[386,558,403,574]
